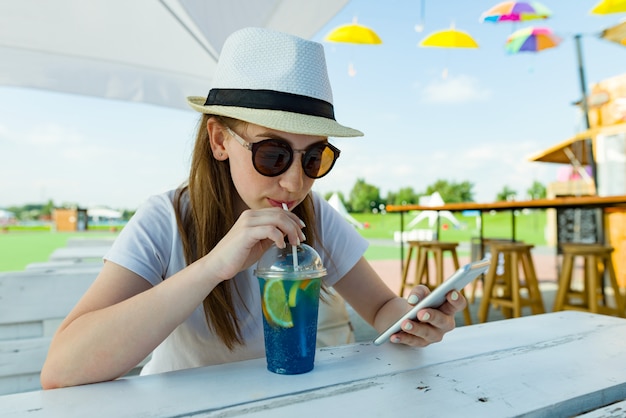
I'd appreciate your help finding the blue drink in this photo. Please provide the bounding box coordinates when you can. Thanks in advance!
[258,277,321,374]
[255,243,326,375]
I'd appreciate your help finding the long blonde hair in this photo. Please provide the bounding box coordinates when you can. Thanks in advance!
[173,114,319,350]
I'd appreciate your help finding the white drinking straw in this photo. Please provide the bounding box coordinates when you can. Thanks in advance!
[282,203,299,269]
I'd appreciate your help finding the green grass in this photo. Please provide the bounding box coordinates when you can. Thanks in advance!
[0,230,119,272]
[0,210,548,272]
[352,210,547,242]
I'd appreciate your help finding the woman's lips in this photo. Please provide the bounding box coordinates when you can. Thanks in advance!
[269,198,292,209]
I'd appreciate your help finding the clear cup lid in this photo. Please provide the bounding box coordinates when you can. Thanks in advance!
[254,243,327,279]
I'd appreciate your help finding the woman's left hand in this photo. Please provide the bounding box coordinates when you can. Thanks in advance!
[390,285,467,346]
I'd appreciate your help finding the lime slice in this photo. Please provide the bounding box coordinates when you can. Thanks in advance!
[288,279,317,307]
[288,282,299,308]
[262,279,293,328]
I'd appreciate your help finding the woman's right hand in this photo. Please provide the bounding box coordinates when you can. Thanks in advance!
[205,207,306,282]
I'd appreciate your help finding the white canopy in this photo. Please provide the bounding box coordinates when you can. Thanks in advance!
[0,0,350,110]
[87,207,122,221]
[327,193,363,229]
[407,192,460,229]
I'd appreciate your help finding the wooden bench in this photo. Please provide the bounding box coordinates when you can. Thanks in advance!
[0,266,150,396]
[48,246,112,261]
[25,260,103,272]
[66,238,115,248]
[0,268,100,395]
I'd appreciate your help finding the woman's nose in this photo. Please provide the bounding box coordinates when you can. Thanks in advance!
[278,153,305,191]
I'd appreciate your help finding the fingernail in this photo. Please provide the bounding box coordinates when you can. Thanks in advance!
[421,312,431,321]
[296,238,301,246]
[391,336,400,343]
[403,322,413,331]
[451,291,459,301]
[407,294,419,305]
[299,220,306,227]
[301,232,306,242]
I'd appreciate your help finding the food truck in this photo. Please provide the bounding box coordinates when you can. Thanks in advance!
[531,72,626,286]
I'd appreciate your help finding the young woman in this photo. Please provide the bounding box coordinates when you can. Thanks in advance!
[41,27,466,389]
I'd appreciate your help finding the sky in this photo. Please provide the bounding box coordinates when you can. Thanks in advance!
[2,0,626,211]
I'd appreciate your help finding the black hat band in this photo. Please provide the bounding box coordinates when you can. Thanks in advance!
[204,88,336,120]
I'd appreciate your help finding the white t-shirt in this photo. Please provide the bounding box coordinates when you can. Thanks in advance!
[104,190,368,375]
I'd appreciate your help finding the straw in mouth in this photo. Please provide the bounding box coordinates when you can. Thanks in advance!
[282,203,299,269]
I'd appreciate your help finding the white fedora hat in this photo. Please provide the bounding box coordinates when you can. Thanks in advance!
[187,27,363,138]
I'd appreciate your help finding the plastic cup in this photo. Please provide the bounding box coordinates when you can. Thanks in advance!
[255,243,326,374]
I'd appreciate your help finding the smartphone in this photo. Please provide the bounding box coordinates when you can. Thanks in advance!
[373,258,491,346]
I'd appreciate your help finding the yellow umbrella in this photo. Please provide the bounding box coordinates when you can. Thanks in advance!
[324,19,382,44]
[419,27,479,48]
[324,18,381,77]
[419,26,479,78]
[590,0,626,14]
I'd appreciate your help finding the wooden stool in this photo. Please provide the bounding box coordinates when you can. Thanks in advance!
[469,238,512,304]
[400,241,471,325]
[416,242,461,290]
[399,240,431,297]
[553,243,625,317]
[478,242,545,323]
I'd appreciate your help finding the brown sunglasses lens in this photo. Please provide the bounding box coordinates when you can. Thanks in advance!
[252,140,339,178]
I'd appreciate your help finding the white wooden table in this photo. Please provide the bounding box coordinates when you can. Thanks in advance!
[1,311,625,417]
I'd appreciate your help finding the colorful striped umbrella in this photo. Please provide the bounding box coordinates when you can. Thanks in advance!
[505,26,562,53]
[481,1,552,22]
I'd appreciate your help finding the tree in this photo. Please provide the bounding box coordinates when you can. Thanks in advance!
[496,185,517,201]
[387,187,420,206]
[41,199,55,217]
[349,178,381,213]
[9,203,44,221]
[526,181,546,200]
[121,209,136,220]
[424,179,474,203]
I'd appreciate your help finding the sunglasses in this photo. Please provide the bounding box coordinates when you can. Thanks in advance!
[225,127,340,179]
